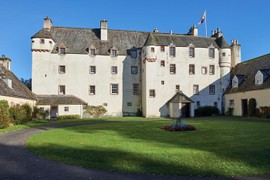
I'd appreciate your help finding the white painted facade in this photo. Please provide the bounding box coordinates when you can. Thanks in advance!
[32,18,241,118]
[0,95,36,107]
[225,89,270,116]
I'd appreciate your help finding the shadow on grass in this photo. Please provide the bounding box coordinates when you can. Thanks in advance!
[27,142,223,177]
[55,120,270,176]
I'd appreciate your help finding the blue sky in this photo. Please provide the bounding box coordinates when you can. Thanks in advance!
[0,0,269,79]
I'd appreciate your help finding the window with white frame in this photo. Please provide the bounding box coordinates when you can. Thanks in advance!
[229,99,234,107]
[160,46,165,52]
[149,89,156,97]
[189,64,195,75]
[209,85,215,95]
[133,83,139,95]
[170,64,176,74]
[131,66,138,74]
[201,67,207,75]
[59,65,66,74]
[64,107,69,112]
[89,85,95,95]
[59,47,65,55]
[193,85,199,95]
[89,66,96,74]
[169,47,175,57]
[189,47,195,58]
[160,60,165,67]
[209,65,215,75]
[175,85,180,92]
[90,49,96,56]
[59,85,65,95]
[111,84,118,95]
[111,66,118,74]
[209,48,215,58]
[111,49,117,57]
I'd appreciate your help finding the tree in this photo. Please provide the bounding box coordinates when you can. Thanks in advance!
[20,78,32,90]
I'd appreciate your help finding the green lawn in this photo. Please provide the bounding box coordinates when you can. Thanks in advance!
[26,118,270,177]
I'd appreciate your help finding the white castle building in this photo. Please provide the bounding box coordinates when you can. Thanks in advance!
[32,18,241,118]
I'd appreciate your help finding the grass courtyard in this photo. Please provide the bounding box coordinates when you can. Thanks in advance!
[26,117,270,177]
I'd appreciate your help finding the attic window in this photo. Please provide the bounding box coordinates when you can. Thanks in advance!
[255,70,264,86]
[169,47,175,57]
[130,50,137,58]
[111,49,118,57]
[59,48,65,55]
[209,48,215,58]
[90,49,96,56]
[189,47,195,58]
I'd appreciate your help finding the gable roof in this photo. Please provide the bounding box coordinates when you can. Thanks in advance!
[167,91,194,104]
[226,54,270,94]
[36,95,87,105]
[32,26,229,55]
[0,66,36,100]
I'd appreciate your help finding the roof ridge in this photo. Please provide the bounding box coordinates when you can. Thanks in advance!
[242,53,270,64]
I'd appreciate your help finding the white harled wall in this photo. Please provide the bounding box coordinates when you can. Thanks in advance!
[141,45,224,117]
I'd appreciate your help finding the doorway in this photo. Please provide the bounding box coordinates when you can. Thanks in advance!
[181,103,190,118]
[241,99,248,116]
[50,106,58,119]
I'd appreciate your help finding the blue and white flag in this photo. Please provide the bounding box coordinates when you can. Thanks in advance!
[198,10,206,25]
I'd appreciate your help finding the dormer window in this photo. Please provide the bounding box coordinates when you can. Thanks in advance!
[111,49,118,57]
[40,39,45,44]
[232,75,245,88]
[130,50,137,59]
[59,48,65,55]
[189,47,195,58]
[169,46,175,57]
[188,44,195,58]
[90,49,96,56]
[255,69,270,86]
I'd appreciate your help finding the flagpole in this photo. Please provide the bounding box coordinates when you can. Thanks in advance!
[204,10,207,37]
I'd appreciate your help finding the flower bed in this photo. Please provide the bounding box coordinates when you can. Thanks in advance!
[162,119,196,131]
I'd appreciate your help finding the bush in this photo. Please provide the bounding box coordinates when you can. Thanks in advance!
[85,105,107,117]
[57,115,81,120]
[257,106,270,118]
[195,106,220,116]
[0,100,11,128]
[248,98,257,117]
[32,107,49,120]
[9,103,32,124]
[226,107,234,116]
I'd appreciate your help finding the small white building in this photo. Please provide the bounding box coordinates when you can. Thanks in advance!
[225,54,270,116]
[36,95,87,119]
[32,18,241,118]
[0,55,36,107]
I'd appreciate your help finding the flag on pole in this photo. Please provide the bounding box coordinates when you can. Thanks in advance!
[198,10,206,25]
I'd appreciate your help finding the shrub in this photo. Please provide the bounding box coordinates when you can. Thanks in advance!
[195,106,220,116]
[85,105,107,117]
[226,107,234,116]
[248,98,257,117]
[257,106,270,118]
[32,107,49,120]
[57,115,81,120]
[9,103,32,124]
[0,100,11,128]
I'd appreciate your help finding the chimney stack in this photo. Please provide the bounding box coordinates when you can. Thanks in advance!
[187,25,198,36]
[0,54,11,70]
[44,17,52,31]
[100,20,108,41]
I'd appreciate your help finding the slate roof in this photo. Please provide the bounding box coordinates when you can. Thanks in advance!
[167,91,194,104]
[32,26,229,55]
[36,95,87,105]
[0,66,36,100]
[226,54,270,94]
[145,32,225,48]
